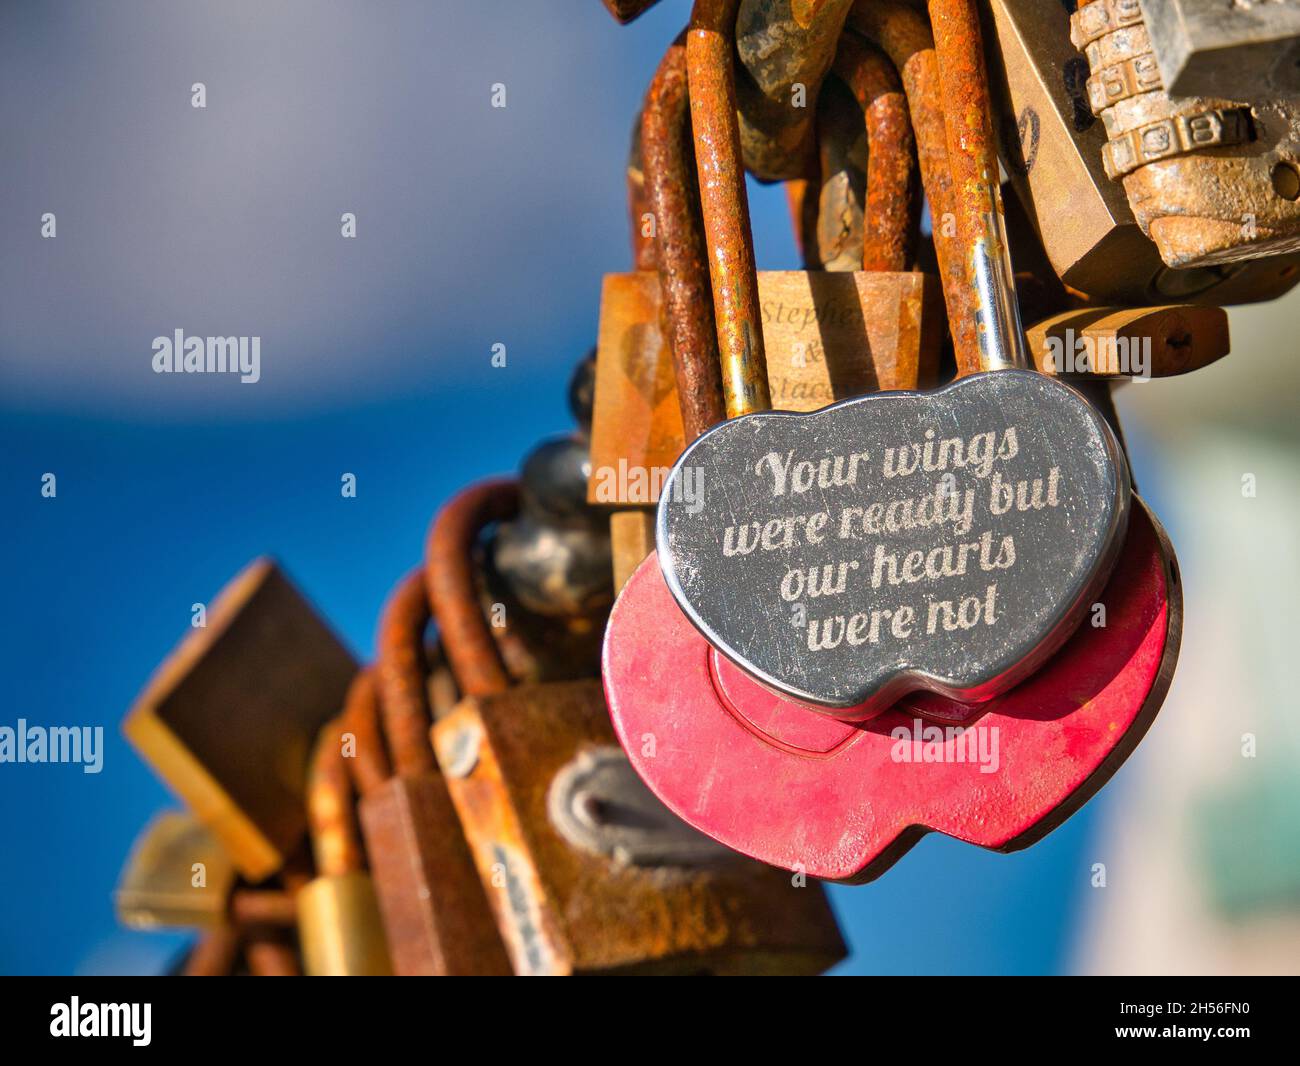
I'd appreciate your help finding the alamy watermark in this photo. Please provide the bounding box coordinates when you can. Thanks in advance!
[890,718,1000,774]
[1042,329,1150,380]
[50,998,150,1046]
[0,719,104,774]
[591,460,705,514]
[152,329,261,383]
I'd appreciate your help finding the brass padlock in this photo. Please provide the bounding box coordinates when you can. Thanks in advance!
[124,559,358,881]
[426,481,846,975]
[296,716,392,976]
[115,811,236,930]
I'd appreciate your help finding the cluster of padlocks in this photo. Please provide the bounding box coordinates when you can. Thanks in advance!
[117,0,1300,975]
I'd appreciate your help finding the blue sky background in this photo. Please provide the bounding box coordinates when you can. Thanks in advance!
[0,0,1177,975]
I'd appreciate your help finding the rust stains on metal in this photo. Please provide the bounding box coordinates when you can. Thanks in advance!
[627,110,658,271]
[425,479,518,699]
[643,34,727,442]
[306,716,364,879]
[926,0,1009,374]
[340,667,391,796]
[734,0,856,180]
[850,0,977,361]
[688,0,772,419]
[375,570,438,778]
[833,34,917,271]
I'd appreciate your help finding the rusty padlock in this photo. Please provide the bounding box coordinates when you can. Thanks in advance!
[124,558,358,882]
[588,25,944,584]
[977,0,1300,304]
[350,578,512,976]
[427,479,845,975]
[602,0,1181,879]
[1069,0,1300,270]
[295,716,392,976]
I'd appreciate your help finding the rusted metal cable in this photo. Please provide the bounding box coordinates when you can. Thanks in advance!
[340,667,391,796]
[833,34,916,272]
[305,716,364,879]
[425,479,518,698]
[643,33,726,443]
[849,0,976,360]
[688,0,771,419]
[926,0,1028,374]
[375,569,438,778]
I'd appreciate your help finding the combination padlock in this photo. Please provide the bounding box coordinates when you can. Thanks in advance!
[1069,0,1300,271]
[980,0,1300,304]
[427,479,845,975]
[602,0,1182,880]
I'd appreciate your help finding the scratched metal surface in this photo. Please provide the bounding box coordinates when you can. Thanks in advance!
[657,370,1130,714]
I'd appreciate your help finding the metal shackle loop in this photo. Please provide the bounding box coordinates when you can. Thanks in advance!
[305,716,365,879]
[926,0,1029,375]
[341,667,392,796]
[375,569,439,778]
[424,478,519,699]
[643,32,727,443]
[831,33,917,273]
[849,0,977,367]
[687,0,772,420]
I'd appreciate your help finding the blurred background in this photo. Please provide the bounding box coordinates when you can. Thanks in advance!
[2,0,1296,976]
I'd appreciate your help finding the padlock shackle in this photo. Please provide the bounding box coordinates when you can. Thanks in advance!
[927,0,1029,375]
[627,108,657,271]
[306,716,365,879]
[849,0,978,364]
[375,569,439,778]
[341,667,392,796]
[425,478,518,699]
[643,32,726,443]
[687,0,772,419]
[832,33,917,273]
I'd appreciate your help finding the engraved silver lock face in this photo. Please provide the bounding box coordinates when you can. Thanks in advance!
[655,370,1131,717]
[547,746,732,867]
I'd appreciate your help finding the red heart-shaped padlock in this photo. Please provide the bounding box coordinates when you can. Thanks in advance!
[603,497,1180,881]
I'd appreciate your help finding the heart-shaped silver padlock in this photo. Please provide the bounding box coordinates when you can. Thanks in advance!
[655,0,1130,718]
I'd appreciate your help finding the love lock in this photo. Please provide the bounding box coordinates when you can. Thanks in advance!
[602,0,1182,880]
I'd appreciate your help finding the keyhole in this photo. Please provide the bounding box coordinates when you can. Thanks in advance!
[1272,161,1300,201]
